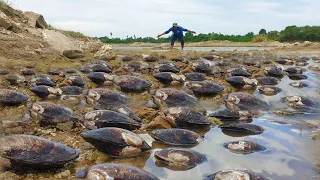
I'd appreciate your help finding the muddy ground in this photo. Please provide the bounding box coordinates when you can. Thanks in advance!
[0,45,319,179]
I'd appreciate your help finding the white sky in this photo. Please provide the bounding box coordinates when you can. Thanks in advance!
[13,0,320,38]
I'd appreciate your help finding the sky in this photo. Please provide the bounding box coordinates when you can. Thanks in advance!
[13,0,320,38]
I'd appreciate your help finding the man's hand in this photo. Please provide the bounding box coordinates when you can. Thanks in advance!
[157,34,161,38]
[187,30,196,34]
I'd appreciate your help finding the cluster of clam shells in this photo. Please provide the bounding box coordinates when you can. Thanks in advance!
[1,53,319,180]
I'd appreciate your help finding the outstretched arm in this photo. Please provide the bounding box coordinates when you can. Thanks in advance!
[157,32,167,38]
[181,27,196,34]
[187,30,196,34]
[157,27,172,38]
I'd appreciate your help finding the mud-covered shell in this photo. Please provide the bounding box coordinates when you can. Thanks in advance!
[224,92,270,111]
[257,76,279,85]
[225,76,257,89]
[184,72,206,81]
[108,105,141,122]
[66,69,77,74]
[282,95,320,111]
[21,69,36,76]
[243,61,261,68]
[87,72,114,85]
[30,86,62,98]
[258,86,282,95]
[154,148,207,170]
[128,61,150,72]
[219,123,265,135]
[60,86,83,95]
[192,60,215,74]
[0,89,28,105]
[171,56,186,62]
[309,64,320,71]
[28,102,76,124]
[80,62,112,73]
[34,74,53,79]
[284,67,303,74]
[275,59,294,65]
[145,56,159,62]
[204,169,269,180]
[0,69,9,75]
[86,88,128,107]
[155,63,180,73]
[151,129,203,146]
[59,95,82,106]
[0,134,79,168]
[122,55,133,61]
[153,88,200,108]
[91,60,110,65]
[295,61,308,66]
[185,81,224,96]
[153,72,185,85]
[80,127,150,157]
[75,163,159,180]
[289,81,309,88]
[48,70,64,76]
[203,55,217,60]
[299,56,310,61]
[164,107,210,127]
[6,74,26,86]
[230,68,252,77]
[80,110,141,130]
[288,74,308,80]
[79,66,93,73]
[223,140,266,154]
[216,61,231,66]
[31,77,56,87]
[114,75,152,93]
[90,63,113,73]
[209,109,253,121]
[263,66,283,77]
[67,75,85,87]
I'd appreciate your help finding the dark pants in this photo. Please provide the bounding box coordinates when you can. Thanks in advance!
[171,34,184,46]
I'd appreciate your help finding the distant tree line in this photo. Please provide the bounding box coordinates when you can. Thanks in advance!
[99,26,320,43]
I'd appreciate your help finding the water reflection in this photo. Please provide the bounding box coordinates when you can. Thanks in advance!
[139,59,320,180]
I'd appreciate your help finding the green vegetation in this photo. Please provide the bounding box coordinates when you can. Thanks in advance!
[252,34,268,42]
[99,26,320,44]
[48,24,88,39]
[99,32,255,44]
[278,26,320,42]
[259,28,267,35]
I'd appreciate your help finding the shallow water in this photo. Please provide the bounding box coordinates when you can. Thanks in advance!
[107,59,320,180]
[0,56,320,180]
[113,46,273,52]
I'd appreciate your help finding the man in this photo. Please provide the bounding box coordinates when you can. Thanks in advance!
[157,23,196,50]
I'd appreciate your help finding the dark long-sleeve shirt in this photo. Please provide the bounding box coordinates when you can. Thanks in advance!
[165,26,188,36]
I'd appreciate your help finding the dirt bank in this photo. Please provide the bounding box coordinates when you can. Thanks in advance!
[0,2,102,61]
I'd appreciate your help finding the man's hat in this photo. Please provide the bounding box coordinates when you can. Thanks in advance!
[173,23,178,27]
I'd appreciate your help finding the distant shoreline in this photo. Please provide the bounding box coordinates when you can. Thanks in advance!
[109,41,299,47]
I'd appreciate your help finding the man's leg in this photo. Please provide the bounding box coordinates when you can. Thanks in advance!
[171,35,178,51]
[178,35,185,50]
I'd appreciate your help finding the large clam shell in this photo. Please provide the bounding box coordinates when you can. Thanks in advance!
[0,134,79,169]
[75,163,159,180]
[81,127,150,157]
